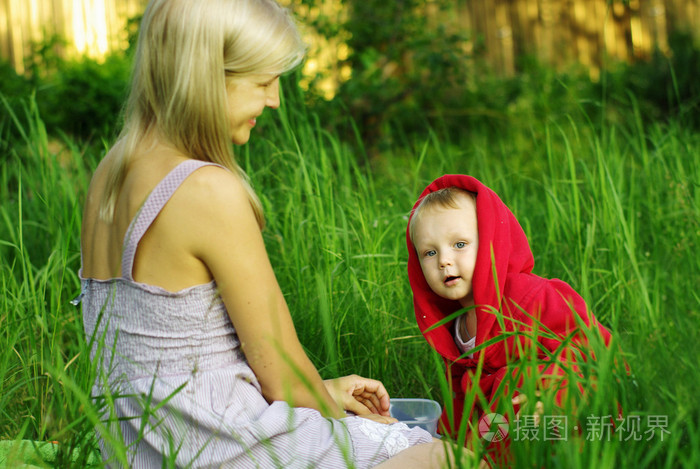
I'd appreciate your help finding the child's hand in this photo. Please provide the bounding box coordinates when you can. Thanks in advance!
[512,392,543,425]
[324,375,392,417]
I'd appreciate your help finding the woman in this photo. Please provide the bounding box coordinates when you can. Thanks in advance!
[79,0,461,466]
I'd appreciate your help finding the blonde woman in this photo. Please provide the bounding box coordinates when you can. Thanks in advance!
[78,0,467,467]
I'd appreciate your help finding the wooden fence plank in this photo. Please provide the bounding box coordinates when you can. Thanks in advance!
[0,0,145,73]
[6,0,25,72]
[0,0,9,63]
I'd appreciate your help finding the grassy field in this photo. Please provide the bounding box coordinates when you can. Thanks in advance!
[0,82,698,467]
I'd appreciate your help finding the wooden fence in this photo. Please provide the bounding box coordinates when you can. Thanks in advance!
[1,0,699,78]
[461,0,700,78]
[0,0,146,74]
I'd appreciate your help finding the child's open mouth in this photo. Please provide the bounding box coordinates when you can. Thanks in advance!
[444,276,461,285]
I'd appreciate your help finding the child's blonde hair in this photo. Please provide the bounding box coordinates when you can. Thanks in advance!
[99,0,307,227]
[408,186,477,245]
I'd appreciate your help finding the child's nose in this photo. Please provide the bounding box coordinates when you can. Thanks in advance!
[439,255,452,268]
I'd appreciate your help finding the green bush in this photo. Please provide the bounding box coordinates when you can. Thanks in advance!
[36,54,131,140]
[0,61,34,154]
[300,0,605,154]
[601,31,700,128]
[301,0,472,151]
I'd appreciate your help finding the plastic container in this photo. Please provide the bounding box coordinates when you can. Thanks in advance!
[389,398,442,436]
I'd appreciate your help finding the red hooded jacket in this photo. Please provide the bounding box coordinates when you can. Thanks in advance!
[406,174,612,439]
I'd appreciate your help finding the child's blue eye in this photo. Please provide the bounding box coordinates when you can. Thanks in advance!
[424,250,436,257]
[455,242,466,248]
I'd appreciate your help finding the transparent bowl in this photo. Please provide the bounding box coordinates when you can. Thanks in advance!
[389,398,441,436]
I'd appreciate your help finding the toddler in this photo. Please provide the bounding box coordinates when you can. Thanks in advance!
[406,174,612,445]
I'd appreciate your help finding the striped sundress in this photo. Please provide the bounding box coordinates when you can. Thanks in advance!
[79,160,432,468]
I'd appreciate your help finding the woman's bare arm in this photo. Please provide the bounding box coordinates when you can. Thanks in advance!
[181,166,345,418]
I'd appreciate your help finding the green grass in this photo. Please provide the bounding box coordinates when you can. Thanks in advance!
[0,82,698,467]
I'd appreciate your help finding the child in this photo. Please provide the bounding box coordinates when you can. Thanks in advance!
[406,174,612,446]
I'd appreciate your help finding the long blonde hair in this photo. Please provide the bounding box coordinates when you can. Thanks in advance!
[99,0,306,227]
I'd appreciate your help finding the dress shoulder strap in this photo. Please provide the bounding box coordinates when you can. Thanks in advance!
[121,159,222,280]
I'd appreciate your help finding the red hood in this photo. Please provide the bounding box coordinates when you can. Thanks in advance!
[406,174,535,363]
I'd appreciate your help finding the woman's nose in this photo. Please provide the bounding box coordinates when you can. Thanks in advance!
[266,79,280,109]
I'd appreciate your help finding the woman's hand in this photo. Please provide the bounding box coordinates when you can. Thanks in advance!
[357,413,398,424]
[324,375,393,418]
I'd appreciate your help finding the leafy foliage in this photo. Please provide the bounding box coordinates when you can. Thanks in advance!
[0,62,34,155]
[36,54,131,140]
[602,31,700,128]
[299,0,472,150]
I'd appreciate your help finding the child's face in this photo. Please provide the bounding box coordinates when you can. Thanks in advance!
[412,194,479,307]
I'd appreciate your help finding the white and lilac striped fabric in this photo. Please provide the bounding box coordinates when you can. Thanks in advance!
[80,160,432,468]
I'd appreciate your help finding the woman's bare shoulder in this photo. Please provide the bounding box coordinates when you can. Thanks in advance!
[170,163,265,286]
[173,163,253,214]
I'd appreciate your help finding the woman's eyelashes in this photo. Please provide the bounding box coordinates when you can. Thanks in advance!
[259,76,279,88]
